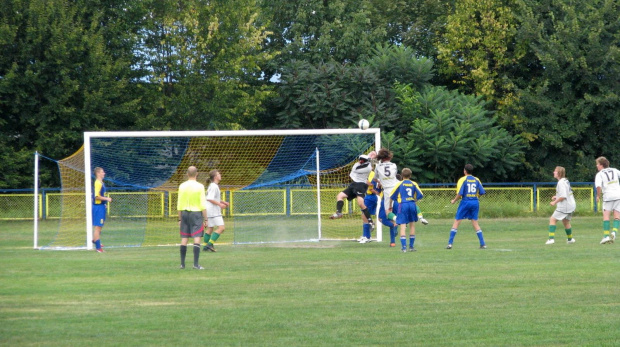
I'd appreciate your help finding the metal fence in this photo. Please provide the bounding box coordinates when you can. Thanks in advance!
[0,183,599,221]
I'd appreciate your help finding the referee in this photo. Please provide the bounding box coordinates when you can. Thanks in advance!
[177,166,208,270]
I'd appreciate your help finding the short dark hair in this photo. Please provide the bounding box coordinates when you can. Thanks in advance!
[464,164,474,174]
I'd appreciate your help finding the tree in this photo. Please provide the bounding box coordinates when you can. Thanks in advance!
[135,0,275,130]
[510,0,620,180]
[393,84,525,182]
[272,60,399,129]
[363,44,434,90]
[436,0,525,124]
[259,0,390,75]
[268,44,435,130]
[366,0,452,60]
[0,0,141,188]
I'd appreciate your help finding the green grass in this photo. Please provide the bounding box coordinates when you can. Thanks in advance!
[1,217,618,346]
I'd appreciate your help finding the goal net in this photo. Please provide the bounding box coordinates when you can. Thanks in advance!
[36,129,381,249]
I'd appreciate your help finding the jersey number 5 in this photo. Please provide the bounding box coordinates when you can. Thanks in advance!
[384,166,392,177]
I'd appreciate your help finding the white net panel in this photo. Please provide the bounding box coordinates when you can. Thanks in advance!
[42,131,378,248]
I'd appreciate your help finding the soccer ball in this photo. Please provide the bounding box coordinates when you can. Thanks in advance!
[358,119,369,130]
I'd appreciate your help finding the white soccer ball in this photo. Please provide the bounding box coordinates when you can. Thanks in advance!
[358,119,370,130]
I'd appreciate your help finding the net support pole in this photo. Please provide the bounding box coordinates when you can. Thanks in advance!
[84,133,94,250]
[316,147,322,241]
[33,151,39,249]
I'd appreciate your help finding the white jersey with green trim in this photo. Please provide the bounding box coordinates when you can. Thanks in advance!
[374,161,398,189]
[555,178,576,213]
[595,167,620,201]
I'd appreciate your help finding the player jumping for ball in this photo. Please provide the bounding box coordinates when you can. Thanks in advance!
[330,152,376,229]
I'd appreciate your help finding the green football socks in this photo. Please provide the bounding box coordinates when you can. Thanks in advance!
[603,220,610,237]
[208,232,221,245]
[548,225,556,239]
[565,228,572,240]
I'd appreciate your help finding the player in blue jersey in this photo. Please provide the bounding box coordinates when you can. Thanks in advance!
[390,168,424,252]
[379,202,399,247]
[446,164,487,249]
[92,167,112,253]
[359,170,380,243]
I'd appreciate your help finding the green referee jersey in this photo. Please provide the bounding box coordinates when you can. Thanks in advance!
[177,180,207,211]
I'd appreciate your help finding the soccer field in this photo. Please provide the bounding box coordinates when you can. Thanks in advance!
[1,217,618,346]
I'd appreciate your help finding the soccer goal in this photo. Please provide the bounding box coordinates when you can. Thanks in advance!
[34,129,382,249]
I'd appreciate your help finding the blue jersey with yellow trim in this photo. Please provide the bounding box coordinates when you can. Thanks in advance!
[390,179,423,204]
[366,171,380,195]
[93,180,107,205]
[456,175,485,200]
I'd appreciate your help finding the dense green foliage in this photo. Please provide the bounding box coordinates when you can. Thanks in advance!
[393,84,525,182]
[1,0,619,187]
[436,0,620,180]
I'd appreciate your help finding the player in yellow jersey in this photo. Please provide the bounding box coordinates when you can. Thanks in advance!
[177,166,208,269]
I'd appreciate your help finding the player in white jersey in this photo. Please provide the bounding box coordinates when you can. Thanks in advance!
[545,166,576,245]
[374,148,398,213]
[329,152,376,228]
[203,170,230,252]
[595,156,619,244]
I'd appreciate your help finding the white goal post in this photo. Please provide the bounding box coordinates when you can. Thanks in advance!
[78,129,382,250]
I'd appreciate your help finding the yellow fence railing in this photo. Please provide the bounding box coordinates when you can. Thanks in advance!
[0,185,599,220]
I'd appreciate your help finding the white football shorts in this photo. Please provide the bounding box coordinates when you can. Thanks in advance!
[602,199,620,212]
[552,210,572,221]
[207,216,224,228]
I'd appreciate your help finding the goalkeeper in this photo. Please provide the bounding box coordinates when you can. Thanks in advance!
[330,152,376,229]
